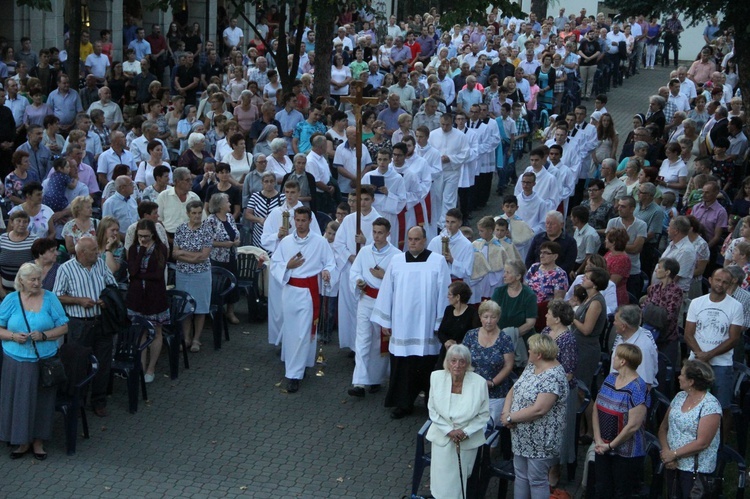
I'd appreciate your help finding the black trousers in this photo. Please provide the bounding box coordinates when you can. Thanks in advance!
[475,172,494,207]
[458,187,473,220]
[570,179,587,215]
[384,354,437,411]
[67,318,111,409]
[662,34,679,67]
[595,453,644,499]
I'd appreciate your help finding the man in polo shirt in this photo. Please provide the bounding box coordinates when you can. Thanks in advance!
[571,206,600,277]
[128,27,152,61]
[334,126,374,197]
[156,167,204,238]
[102,176,138,238]
[17,124,53,180]
[606,196,648,299]
[634,182,664,277]
[388,72,416,112]
[84,41,110,84]
[54,236,117,417]
[692,181,728,273]
[3,79,27,131]
[46,74,83,134]
[377,94,406,138]
[653,216,696,293]
[305,134,335,206]
[96,131,135,187]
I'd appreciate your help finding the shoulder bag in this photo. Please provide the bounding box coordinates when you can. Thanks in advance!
[19,294,67,388]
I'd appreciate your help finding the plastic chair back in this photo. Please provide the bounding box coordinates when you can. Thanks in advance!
[210,266,238,349]
[714,445,747,499]
[657,351,674,397]
[56,353,99,455]
[411,420,432,496]
[110,317,155,413]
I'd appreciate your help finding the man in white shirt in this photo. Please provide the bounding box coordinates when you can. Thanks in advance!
[610,305,659,388]
[571,205,600,275]
[84,41,110,84]
[333,126,374,196]
[222,18,244,54]
[653,216,696,293]
[677,66,697,103]
[604,24,626,87]
[667,78,691,114]
[305,134,334,199]
[333,26,354,52]
[685,268,744,416]
[87,86,123,131]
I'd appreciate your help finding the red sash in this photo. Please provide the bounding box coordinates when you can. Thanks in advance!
[397,209,407,250]
[288,276,321,339]
[363,285,379,299]
[414,193,432,226]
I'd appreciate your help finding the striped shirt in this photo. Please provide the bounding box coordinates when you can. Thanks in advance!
[53,257,116,318]
[0,233,37,288]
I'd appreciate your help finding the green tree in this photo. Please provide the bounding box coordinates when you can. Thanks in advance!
[604,0,749,124]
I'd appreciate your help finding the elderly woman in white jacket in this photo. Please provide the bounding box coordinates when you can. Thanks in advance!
[427,344,490,499]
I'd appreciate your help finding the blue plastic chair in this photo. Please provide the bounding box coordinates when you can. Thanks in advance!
[107,317,155,414]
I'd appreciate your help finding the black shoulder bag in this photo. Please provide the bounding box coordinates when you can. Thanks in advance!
[19,294,67,388]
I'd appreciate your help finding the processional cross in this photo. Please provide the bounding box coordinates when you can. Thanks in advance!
[340,81,380,252]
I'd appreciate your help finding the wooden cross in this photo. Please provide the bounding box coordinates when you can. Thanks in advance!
[340,81,380,252]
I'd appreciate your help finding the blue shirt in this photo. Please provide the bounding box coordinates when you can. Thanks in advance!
[367,72,384,89]
[275,108,304,155]
[46,88,83,126]
[0,291,69,361]
[377,107,406,137]
[128,39,152,60]
[102,192,138,234]
[390,45,412,63]
[17,141,53,180]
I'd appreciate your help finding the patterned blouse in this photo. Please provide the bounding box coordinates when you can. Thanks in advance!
[364,137,392,161]
[204,214,239,263]
[581,199,614,232]
[62,218,99,246]
[642,281,683,342]
[666,391,721,473]
[595,373,648,458]
[3,171,39,205]
[525,263,569,303]
[541,327,578,389]
[605,252,631,307]
[510,363,569,459]
[9,204,54,239]
[174,222,213,274]
[462,328,514,399]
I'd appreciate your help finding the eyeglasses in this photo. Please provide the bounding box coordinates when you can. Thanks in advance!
[539,251,553,256]
[137,233,152,240]
[588,187,600,192]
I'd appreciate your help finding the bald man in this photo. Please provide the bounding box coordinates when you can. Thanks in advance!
[96,130,136,187]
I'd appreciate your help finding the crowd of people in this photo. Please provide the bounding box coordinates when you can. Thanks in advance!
[0,5,746,498]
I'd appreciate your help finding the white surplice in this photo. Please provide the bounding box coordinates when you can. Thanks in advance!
[470,239,508,303]
[332,208,381,350]
[427,229,475,282]
[392,159,433,248]
[456,126,479,188]
[371,250,451,357]
[514,166,561,208]
[349,242,402,386]
[261,201,321,345]
[362,167,406,247]
[271,232,336,379]
[548,159,577,215]
[476,118,502,174]
[416,143,443,232]
[428,127,470,227]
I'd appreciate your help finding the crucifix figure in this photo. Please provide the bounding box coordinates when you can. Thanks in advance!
[340,81,379,251]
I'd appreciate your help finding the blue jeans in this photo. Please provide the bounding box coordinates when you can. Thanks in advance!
[711,365,733,408]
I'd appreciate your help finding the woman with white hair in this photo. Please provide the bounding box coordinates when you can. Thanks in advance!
[426,344,490,498]
[205,193,241,324]
[253,125,278,158]
[178,132,213,176]
[233,90,259,136]
[267,137,293,183]
[0,262,69,460]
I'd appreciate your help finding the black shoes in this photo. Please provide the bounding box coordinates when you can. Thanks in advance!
[369,384,381,394]
[348,386,366,398]
[285,378,300,393]
[390,407,414,419]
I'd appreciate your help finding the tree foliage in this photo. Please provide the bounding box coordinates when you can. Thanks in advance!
[437,0,525,30]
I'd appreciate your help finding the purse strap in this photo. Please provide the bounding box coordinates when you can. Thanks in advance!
[18,293,41,360]
[693,404,704,476]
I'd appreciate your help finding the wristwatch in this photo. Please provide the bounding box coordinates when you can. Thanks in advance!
[506,415,512,424]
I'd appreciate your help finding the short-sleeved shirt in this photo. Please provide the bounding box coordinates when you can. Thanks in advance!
[667,391,721,473]
[596,373,648,458]
[463,328,514,399]
[574,223,600,263]
[0,291,68,361]
[174,222,213,274]
[542,328,578,389]
[492,284,537,330]
[524,263,569,303]
[606,217,648,275]
[611,328,659,387]
[510,363,569,459]
[686,294,744,367]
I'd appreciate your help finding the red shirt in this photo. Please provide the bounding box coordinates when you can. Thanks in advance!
[146,34,168,55]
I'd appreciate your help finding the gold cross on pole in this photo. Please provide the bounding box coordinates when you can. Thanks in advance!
[340,81,380,252]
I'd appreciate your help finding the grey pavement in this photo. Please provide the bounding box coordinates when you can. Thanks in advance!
[1,68,670,499]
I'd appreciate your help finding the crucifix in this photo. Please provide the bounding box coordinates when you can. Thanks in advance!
[340,81,379,252]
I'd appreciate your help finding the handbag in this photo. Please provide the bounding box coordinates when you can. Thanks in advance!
[19,294,67,388]
[688,406,722,498]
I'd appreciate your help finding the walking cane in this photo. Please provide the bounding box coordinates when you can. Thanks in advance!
[455,441,466,499]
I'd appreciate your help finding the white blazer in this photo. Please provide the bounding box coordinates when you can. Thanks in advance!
[426,370,490,449]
